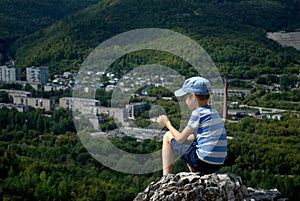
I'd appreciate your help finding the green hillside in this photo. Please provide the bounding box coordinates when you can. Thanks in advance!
[0,0,99,61]
[10,0,300,77]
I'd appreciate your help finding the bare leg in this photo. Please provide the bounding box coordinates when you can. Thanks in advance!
[187,164,198,173]
[162,131,174,175]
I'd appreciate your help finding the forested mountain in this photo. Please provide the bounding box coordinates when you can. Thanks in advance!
[2,0,299,78]
[0,0,99,61]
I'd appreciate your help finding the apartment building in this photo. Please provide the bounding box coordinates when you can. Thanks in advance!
[59,97,101,113]
[126,102,147,119]
[0,65,18,82]
[13,96,55,111]
[0,103,29,113]
[212,88,252,97]
[26,66,49,85]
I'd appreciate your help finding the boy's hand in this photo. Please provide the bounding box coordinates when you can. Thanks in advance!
[156,115,169,127]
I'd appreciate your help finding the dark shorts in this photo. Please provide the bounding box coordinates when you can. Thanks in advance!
[170,138,222,174]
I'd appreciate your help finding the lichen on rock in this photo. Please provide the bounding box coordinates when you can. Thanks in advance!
[134,172,287,201]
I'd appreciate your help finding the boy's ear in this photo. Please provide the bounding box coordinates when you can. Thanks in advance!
[191,93,197,100]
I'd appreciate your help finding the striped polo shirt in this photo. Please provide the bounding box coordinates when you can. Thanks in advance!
[187,106,227,165]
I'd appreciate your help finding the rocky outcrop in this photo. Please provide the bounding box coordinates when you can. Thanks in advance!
[267,31,300,51]
[134,172,288,201]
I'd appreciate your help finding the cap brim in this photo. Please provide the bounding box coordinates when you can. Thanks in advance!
[174,88,188,97]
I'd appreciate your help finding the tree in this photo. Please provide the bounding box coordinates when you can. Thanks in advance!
[0,91,9,103]
[280,74,299,91]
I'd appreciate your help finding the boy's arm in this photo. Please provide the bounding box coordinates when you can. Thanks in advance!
[157,115,195,144]
[187,134,195,141]
[165,121,195,144]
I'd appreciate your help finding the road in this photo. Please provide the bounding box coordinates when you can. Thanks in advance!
[239,105,295,114]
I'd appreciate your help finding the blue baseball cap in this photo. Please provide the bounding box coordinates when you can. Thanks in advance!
[174,76,211,97]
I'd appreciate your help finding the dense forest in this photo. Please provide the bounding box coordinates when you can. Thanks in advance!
[0,107,299,200]
[0,0,299,79]
[0,0,99,61]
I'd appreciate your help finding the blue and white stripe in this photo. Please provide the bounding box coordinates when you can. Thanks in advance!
[188,106,227,165]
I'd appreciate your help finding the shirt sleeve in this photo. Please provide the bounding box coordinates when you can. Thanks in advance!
[187,110,200,129]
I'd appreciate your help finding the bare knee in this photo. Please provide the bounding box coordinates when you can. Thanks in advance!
[163,131,174,143]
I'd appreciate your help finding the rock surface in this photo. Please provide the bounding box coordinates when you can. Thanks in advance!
[134,172,288,201]
[267,31,300,51]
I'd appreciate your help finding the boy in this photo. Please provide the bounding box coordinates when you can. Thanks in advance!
[157,76,227,176]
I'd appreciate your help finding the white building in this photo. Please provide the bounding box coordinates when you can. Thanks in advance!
[0,89,55,111]
[0,103,29,113]
[59,97,101,113]
[126,102,147,119]
[26,66,49,85]
[0,65,17,82]
[13,96,55,111]
[212,88,252,97]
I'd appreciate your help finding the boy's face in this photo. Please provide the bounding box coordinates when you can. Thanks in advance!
[185,94,197,111]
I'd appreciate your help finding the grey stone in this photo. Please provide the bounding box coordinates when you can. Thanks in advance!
[133,172,286,201]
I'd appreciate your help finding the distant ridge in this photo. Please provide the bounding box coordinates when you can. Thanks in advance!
[2,0,300,78]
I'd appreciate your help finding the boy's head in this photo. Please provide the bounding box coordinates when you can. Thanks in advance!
[174,76,211,98]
